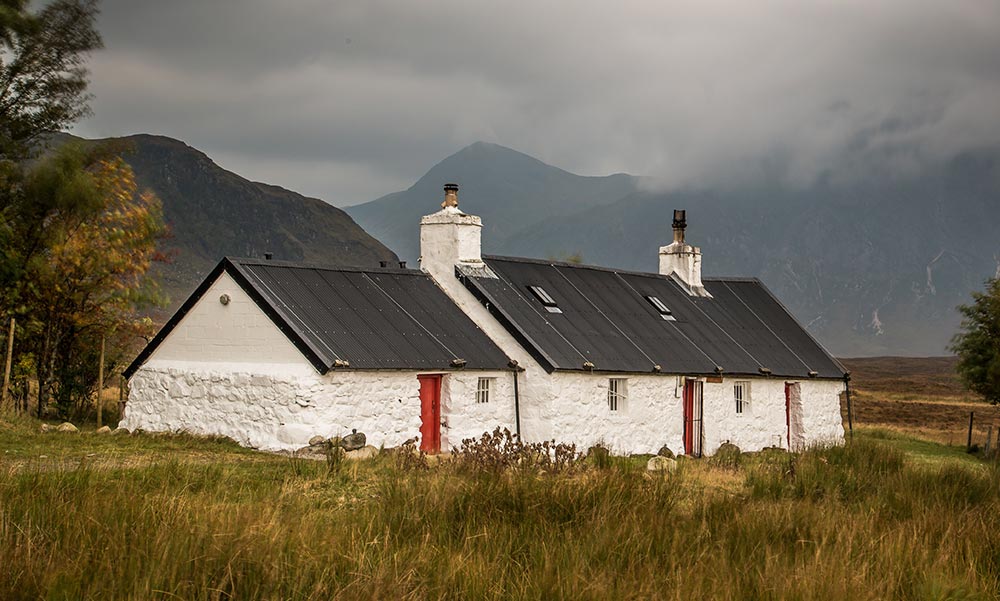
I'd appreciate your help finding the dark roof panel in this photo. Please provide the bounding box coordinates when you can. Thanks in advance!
[126,258,512,377]
[462,256,845,379]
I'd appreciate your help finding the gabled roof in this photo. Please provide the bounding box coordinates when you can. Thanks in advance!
[125,257,512,378]
[458,255,847,379]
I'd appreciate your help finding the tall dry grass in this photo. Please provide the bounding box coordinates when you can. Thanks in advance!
[0,429,998,600]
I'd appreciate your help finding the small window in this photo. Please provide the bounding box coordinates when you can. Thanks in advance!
[476,377,494,404]
[528,285,562,313]
[608,378,627,412]
[734,381,750,414]
[645,295,676,321]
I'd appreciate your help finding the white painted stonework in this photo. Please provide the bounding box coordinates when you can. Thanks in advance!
[147,272,304,366]
[124,365,514,451]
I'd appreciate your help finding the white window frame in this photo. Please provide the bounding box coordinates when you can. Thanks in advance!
[476,377,494,404]
[608,378,627,412]
[734,380,750,415]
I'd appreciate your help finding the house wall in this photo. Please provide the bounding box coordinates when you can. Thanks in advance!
[123,366,516,451]
[149,272,305,366]
[511,372,844,455]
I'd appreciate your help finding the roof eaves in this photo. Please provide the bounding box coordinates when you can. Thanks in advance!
[748,279,849,377]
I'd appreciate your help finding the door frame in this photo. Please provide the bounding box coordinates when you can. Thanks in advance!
[683,378,704,457]
[418,374,443,454]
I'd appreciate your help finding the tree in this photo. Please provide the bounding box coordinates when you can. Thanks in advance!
[8,143,165,417]
[951,277,1000,404]
[0,0,102,160]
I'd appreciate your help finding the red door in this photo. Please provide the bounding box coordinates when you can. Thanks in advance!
[418,375,442,454]
[785,383,791,448]
[683,379,703,457]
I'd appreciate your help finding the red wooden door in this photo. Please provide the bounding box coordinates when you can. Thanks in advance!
[683,380,703,457]
[785,382,791,449]
[418,375,442,454]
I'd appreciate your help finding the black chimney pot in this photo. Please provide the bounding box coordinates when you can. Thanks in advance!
[264,252,273,261]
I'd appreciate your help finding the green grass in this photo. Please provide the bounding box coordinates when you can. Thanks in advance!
[2,416,1000,600]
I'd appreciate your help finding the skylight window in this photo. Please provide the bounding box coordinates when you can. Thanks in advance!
[645,295,676,321]
[528,285,562,313]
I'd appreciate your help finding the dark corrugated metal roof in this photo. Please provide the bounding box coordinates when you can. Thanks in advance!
[459,256,845,379]
[125,257,512,377]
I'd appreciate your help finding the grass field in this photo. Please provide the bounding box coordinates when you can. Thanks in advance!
[2,411,1000,600]
[841,356,1000,447]
[2,356,997,599]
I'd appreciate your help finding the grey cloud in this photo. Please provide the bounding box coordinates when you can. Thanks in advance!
[74,0,1000,204]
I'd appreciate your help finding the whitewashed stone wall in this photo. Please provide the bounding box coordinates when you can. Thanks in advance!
[512,373,845,456]
[123,366,515,451]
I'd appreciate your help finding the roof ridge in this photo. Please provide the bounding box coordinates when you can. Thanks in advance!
[482,254,753,282]
[227,256,422,276]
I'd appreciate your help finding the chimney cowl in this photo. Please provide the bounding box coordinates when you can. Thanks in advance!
[672,209,686,244]
[442,183,460,208]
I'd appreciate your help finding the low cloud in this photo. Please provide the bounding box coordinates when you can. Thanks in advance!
[73,0,1000,204]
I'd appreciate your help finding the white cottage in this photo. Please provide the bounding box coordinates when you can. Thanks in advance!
[122,183,847,455]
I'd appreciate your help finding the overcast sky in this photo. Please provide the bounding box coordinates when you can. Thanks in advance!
[73,0,1000,206]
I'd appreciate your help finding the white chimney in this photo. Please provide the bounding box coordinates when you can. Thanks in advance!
[420,184,484,280]
[659,209,711,297]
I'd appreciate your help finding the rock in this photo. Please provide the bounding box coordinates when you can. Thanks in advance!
[345,445,379,461]
[341,429,366,451]
[39,423,53,433]
[587,445,610,459]
[657,445,675,459]
[56,422,79,433]
[646,456,677,472]
[308,435,326,447]
[112,427,130,436]
[713,442,742,467]
[295,445,327,459]
[95,425,112,434]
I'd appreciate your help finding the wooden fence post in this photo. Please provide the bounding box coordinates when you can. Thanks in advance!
[967,412,975,452]
[1,317,14,410]
[987,426,994,456]
[97,335,105,428]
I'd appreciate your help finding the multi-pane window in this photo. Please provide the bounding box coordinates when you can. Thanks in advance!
[476,377,493,404]
[734,381,750,414]
[608,378,627,412]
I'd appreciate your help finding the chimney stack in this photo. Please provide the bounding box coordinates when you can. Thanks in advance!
[419,183,484,280]
[659,209,711,298]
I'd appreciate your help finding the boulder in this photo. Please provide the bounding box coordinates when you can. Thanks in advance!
[39,423,53,433]
[712,442,742,467]
[586,445,610,459]
[56,422,79,433]
[308,435,326,447]
[341,429,366,451]
[345,445,379,461]
[112,427,130,436]
[657,445,675,459]
[646,456,677,472]
[95,425,112,434]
